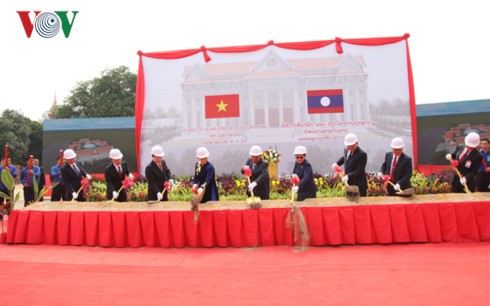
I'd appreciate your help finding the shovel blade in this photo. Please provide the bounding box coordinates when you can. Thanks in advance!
[345,185,360,202]
[396,188,415,197]
[247,197,262,208]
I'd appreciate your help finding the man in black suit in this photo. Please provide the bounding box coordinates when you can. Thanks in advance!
[60,149,92,201]
[192,147,219,203]
[447,132,483,193]
[292,145,317,201]
[145,145,172,201]
[332,133,368,196]
[241,145,270,200]
[105,148,134,202]
[380,137,413,196]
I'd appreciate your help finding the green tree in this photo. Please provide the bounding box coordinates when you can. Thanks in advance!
[0,109,32,164]
[28,120,43,163]
[53,66,137,118]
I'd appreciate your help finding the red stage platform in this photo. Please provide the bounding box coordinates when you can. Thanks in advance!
[5,194,490,248]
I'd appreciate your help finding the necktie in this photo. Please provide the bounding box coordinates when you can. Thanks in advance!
[459,150,468,163]
[347,152,351,161]
[72,163,80,175]
[158,163,163,173]
[117,165,122,175]
[390,156,397,181]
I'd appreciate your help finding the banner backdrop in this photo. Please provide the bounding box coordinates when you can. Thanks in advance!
[136,35,417,177]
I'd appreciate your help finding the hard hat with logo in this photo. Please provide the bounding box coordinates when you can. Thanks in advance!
[294,145,307,155]
[109,148,123,160]
[150,145,165,157]
[390,137,405,149]
[465,132,480,148]
[63,149,77,159]
[249,145,263,156]
[196,147,210,159]
[344,133,359,146]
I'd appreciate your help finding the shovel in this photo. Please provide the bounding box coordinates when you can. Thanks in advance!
[286,187,309,249]
[446,155,471,193]
[147,182,170,204]
[246,177,261,208]
[191,184,206,223]
[386,181,415,197]
[338,172,360,202]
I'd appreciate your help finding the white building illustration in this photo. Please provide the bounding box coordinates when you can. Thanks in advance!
[181,51,369,138]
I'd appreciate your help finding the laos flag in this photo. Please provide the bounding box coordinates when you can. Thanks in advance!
[307,89,344,114]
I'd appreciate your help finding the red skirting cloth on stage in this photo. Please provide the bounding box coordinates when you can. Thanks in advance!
[6,202,490,247]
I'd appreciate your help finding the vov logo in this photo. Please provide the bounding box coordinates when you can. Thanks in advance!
[17,11,79,38]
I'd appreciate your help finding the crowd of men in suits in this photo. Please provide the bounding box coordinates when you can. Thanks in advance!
[1,132,489,209]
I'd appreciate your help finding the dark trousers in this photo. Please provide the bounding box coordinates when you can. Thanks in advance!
[297,190,317,201]
[51,184,66,201]
[451,177,476,193]
[477,172,490,192]
[23,186,35,206]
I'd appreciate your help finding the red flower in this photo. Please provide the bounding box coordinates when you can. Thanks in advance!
[333,165,343,173]
[80,178,90,192]
[291,174,300,185]
[122,177,134,189]
[382,175,390,182]
[81,178,90,187]
[243,167,252,177]
[451,160,459,167]
[164,181,170,192]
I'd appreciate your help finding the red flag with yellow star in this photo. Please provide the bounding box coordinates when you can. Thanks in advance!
[205,94,240,119]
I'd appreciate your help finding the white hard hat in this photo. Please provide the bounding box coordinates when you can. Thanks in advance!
[294,145,307,155]
[465,132,480,148]
[390,137,405,149]
[63,149,77,159]
[344,133,358,146]
[249,145,263,156]
[150,145,165,157]
[196,147,210,159]
[109,148,123,160]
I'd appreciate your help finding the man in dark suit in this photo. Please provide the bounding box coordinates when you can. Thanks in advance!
[192,147,219,203]
[292,145,317,201]
[60,149,92,201]
[145,145,172,201]
[380,137,413,196]
[332,133,368,196]
[105,148,134,202]
[447,132,483,193]
[241,145,270,200]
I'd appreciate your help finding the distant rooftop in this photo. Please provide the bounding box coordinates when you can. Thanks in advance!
[43,117,134,131]
[416,99,490,117]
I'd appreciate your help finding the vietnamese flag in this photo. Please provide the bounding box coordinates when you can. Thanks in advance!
[205,94,240,119]
[307,89,344,114]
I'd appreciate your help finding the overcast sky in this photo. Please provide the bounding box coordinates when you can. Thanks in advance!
[2,0,489,121]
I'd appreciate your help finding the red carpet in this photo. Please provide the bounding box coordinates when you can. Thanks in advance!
[1,242,490,305]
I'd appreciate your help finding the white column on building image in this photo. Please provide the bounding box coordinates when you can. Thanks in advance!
[264,90,270,128]
[249,91,256,126]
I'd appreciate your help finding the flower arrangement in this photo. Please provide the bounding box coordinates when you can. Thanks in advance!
[31,168,455,203]
[262,147,281,163]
